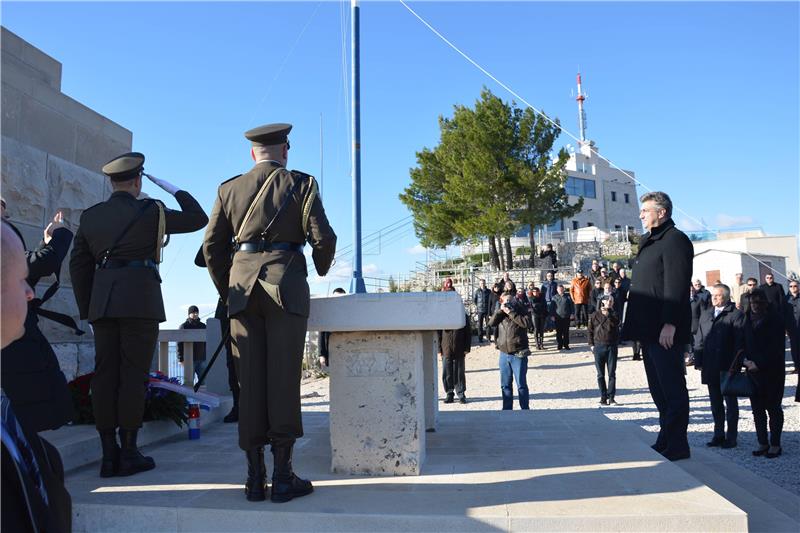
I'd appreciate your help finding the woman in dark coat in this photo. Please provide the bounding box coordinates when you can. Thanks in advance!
[528,287,548,350]
[437,278,472,404]
[741,289,786,458]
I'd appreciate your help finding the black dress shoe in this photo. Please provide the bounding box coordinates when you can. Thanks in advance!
[752,446,769,456]
[651,443,667,453]
[458,395,467,404]
[706,436,724,447]
[765,447,782,459]
[662,449,691,461]
[721,439,737,449]
[599,398,608,406]
[444,393,454,404]
[224,404,239,423]
[607,398,618,405]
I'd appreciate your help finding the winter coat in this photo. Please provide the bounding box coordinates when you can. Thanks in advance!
[1,225,75,433]
[622,219,694,346]
[488,290,501,314]
[540,280,559,303]
[551,293,575,318]
[787,293,800,337]
[570,277,592,304]
[692,302,744,384]
[529,293,548,317]
[760,282,786,315]
[177,318,207,362]
[489,302,531,355]
[473,287,492,314]
[740,309,786,403]
[690,288,711,335]
[539,249,558,269]
[590,287,605,311]
[588,310,620,346]
[437,313,472,359]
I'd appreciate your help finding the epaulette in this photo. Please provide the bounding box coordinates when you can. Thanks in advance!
[220,173,243,186]
[82,200,104,213]
[294,170,318,235]
[290,169,313,180]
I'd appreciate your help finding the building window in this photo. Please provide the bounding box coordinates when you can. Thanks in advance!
[572,221,579,230]
[624,193,630,203]
[565,176,596,199]
[615,225,622,231]
[611,191,617,202]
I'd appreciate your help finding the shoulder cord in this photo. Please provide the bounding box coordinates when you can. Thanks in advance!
[234,167,282,245]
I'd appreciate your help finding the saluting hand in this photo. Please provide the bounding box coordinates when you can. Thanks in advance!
[144,173,180,196]
[44,210,65,244]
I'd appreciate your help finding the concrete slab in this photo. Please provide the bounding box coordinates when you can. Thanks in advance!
[67,409,747,532]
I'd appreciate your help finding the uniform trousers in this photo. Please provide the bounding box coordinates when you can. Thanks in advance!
[642,342,690,455]
[231,284,305,450]
[91,318,159,431]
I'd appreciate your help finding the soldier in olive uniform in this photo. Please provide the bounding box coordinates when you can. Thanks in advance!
[203,124,336,503]
[69,153,208,477]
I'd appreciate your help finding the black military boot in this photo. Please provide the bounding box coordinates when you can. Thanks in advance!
[98,429,120,478]
[270,444,313,503]
[117,428,156,477]
[224,397,239,423]
[244,447,268,501]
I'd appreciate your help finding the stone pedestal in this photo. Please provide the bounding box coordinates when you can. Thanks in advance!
[329,331,426,476]
[308,291,465,476]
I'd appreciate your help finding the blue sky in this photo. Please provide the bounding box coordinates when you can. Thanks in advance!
[3,1,798,325]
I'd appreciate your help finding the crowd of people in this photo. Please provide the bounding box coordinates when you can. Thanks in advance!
[457,191,798,463]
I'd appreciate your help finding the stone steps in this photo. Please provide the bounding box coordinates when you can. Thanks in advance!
[66,409,751,532]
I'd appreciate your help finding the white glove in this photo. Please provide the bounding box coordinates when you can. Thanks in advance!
[145,173,180,196]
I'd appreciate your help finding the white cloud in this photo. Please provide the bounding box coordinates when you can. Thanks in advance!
[715,213,754,228]
[363,263,380,275]
[406,244,426,255]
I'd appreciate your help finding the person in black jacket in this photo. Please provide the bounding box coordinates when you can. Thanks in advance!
[437,312,472,404]
[2,220,71,533]
[539,243,558,271]
[487,282,502,343]
[1,209,75,434]
[528,287,548,350]
[759,273,786,316]
[693,284,744,448]
[551,285,575,350]
[588,297,620,405]
[786,280,799,374]
[622,191,693,461]
[489,292,532,410]
[589,278,604,314]
[473,279,492,344]
[178,305,207,382]
[741,289,786,458]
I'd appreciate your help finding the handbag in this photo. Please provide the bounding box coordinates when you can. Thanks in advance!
[720,349,756,398]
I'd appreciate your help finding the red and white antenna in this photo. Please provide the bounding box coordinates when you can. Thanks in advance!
[576,73,587,142]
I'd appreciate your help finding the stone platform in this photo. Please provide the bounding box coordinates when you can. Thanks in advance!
[66,409,746,532]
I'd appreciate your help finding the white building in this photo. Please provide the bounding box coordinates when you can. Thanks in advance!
[692,249,788,290]
[692,232,799,287]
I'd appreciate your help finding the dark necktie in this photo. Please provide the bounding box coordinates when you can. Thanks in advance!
[1,394,49,506]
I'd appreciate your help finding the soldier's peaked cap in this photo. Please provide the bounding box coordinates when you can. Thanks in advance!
[102,152,145,181]
[244,123,292,145]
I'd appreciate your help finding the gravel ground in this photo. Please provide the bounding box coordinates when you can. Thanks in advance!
[301,328,799,496]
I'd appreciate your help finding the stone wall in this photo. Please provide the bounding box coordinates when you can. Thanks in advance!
[1,27,133,380]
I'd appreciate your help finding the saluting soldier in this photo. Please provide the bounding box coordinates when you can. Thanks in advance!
[203,123,336,503]
[69,153,208,477]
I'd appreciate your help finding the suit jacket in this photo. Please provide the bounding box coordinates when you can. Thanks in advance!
[623,219,694,345]
[70,190,208,322]
[203,161,336,317]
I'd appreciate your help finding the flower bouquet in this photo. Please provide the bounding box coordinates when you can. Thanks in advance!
[67,371,189,427]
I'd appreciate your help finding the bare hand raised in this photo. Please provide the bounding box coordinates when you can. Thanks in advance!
[43,211,65,244]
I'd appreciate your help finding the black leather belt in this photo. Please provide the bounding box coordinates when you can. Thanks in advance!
[100,259,158,269]
[235,241,304,253]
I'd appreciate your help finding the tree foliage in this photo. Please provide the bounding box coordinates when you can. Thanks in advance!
[400,88,584,269]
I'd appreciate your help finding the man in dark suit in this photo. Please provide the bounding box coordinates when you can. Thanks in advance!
[203,123,336,503]
[693,283,744,448]
[623,191,694,461]
[70,152,208,477]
